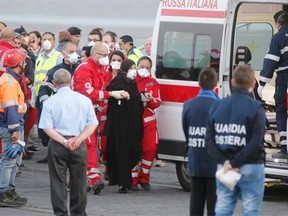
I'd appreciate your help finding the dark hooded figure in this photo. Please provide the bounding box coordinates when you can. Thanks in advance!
[104,59,144,193]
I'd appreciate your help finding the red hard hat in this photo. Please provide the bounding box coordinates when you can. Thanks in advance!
[3,49,26,68]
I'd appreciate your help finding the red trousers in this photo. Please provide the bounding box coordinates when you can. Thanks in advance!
[86,128,101,186]
[132,121,158,185]
[24,106,38,139]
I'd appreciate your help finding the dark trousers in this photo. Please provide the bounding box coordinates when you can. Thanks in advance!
[48,139,87,216]
[274,72,288,153]
[190,176,216,216]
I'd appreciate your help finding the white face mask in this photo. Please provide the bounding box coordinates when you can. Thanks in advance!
[110,61,121,70]
[127,69,137,80]
[88,41,96,47]
[68,52,79,64]
[137,68,150,78]
[99,56,109,66]
[43,40,52,50]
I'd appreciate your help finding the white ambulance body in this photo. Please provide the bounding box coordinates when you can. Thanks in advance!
[151,0,288,191]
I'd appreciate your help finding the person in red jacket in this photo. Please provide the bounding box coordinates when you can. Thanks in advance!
[73,42,128,194]
[0,27,15,76]
[0,27,15,155]
[132,56,161,190]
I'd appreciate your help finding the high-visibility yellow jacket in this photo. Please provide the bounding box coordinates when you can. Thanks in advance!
[34,50,62,96]
[127,47,143,65]
[0,69,26,131]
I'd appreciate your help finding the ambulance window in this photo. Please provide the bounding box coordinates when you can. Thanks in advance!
[163,32,193,69]
[156,23,222,81]
[194,35,212,68]
[235,22,273,69]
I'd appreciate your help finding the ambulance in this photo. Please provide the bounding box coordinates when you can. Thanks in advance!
[151,0,288,191]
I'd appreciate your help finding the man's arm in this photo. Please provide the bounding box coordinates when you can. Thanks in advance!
[38,68,56,104]
[67,125,97,151]
[73,65,110,103]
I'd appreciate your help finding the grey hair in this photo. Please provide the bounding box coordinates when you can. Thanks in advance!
[53,69,71,86]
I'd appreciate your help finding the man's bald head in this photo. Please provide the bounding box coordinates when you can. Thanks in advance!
[91,42,108,54]
[53,69,72,88]
[0,27,14,42]
[91,42,109,64]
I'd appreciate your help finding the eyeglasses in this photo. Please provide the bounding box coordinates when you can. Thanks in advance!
[96,52,108,58]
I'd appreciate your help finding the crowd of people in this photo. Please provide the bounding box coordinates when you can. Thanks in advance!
[0,22,164,215]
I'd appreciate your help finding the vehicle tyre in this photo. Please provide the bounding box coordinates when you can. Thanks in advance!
[176,161,191,192]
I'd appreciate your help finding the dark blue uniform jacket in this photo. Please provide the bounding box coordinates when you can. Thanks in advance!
[205,88,266,168]
[182,90,218,177]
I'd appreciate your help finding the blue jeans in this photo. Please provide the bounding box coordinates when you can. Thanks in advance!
[0,127,23,194]
[215,164,265,216]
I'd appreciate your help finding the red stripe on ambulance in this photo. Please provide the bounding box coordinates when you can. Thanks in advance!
[159,84,200,103]
[161,9,225,18]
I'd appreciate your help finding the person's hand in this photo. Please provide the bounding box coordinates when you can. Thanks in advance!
[257,85,264,98]
[110,90,130,100]
[223,160,232,174]
[66,137,82,151]
[11,131,19,143]
[141,91,153,102]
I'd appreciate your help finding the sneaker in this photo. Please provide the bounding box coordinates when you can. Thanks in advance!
[272,152,288,159]
[92,180,105,195]
[154,160,165,167]
[6,190,27,205]
[0,192,21,207]
[139,183,151,191]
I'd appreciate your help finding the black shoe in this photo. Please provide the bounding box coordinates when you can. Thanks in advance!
[92,181,104,195]
[23,150,34,160]
[37,156,48,163]
[0,192,21,207]
[87,185,92,192]
[27,146,40,152]
[130,185,139,191]
[6,190,27,205]
[108,182,116,186]
[272,152,288,159]
[118,186,129,194]
[139,183,151,191]
[104,171,109,181]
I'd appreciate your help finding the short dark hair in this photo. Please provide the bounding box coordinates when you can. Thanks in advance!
[89,29,102,41]
[82,46,92,58]
[137,56,152,67]
[120,35,134,46]
[109,50,125,63]
[0,21,7,27]
[67,26,81,36]
[28,31,42,46]
[273,11,288,25]
[105,30,117,38]
[198,67,218,90]
[103,31,116,43]
[42,32,55,40]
